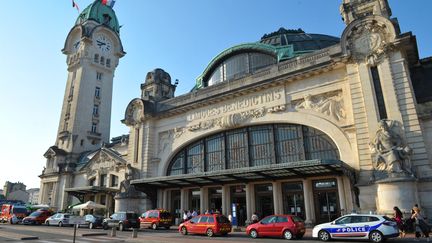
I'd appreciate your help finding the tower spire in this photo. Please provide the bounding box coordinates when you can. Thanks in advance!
[340,0,392,25]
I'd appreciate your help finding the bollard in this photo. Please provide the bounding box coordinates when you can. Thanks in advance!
[132,228,138,238]
[110,227,117,237]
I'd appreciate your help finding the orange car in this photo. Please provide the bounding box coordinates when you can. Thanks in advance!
[179,214,232,237]
[139,209,173,230]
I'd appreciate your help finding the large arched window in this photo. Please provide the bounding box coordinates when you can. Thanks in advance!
[167,124,339,176]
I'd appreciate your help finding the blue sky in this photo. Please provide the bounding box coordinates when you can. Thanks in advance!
[0,0,431,189]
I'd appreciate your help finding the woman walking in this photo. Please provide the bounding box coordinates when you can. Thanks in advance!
[393,206,405,237]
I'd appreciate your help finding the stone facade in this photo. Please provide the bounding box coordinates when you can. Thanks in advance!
[39,0,432,224]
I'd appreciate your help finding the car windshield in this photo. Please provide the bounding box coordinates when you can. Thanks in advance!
[29,211,42,217]
[12,207,27,214]
[160,212,171,218]
[216,215,230,224]
[292,216,304,222]
[63,214,70,218]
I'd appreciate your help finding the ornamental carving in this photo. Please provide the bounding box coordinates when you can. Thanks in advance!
[124,100,144,127]
[293,91,346,121]
[186,107,267,132]
[347,21,394,65]
[158,130,174,156]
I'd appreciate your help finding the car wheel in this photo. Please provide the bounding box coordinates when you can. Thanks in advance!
[103,224,108,230]
[151,223,157,230]
[181,226,188,235]
[249,229,258,238]
[318,230,331,241]
[206,228,214,237]
[369,230,384,243]
[59,222,63,227]
[119,223,124,231]
[283,230,293,240]
[46,221,50,226]
[89,223,94,229]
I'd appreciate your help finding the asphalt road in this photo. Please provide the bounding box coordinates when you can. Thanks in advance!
[0,223,424,243]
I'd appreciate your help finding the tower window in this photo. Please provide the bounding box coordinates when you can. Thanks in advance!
[106,59,111,68]
[93,105,99,116]
[63,122,68,131]
[370,66,387,120]
[94,54,99,63]
[80,139,84,146]
[95,87,101,98]
[96,72,103,81]
[100,56,105,66]
[91,123,97,133]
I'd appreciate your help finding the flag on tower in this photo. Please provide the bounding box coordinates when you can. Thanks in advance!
[72,0,80,12]
[101,0,116,8]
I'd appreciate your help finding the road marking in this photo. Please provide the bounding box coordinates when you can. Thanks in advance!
[0,230,36,240]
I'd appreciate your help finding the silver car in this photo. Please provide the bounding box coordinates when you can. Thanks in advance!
[45,213,72,227]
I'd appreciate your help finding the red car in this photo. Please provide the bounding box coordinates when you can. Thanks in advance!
[246,214,305,240]
[22,209,53,225]
[139,209,173,230]
[179,214,232,237]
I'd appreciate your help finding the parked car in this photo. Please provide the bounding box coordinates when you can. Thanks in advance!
[102,212,139,231]
[179,214,232,237]
[45,213,72,227]
[0,204,28,224]
[312,213,399,243]
[246,214,305,240]
[139,209,173,230]
[22,209,53,225]
[79,214,104,229]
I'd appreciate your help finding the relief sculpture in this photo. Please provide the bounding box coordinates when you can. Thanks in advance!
[294,91,346,121]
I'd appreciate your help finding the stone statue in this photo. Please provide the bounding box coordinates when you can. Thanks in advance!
[370,120,412,175]
[118,164,139,197]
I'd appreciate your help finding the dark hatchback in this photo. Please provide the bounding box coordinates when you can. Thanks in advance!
[102,212,139,231]
[79,214,104,229]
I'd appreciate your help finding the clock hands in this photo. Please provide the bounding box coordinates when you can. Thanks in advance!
[96,40,106,47]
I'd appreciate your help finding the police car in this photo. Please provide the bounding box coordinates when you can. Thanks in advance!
[312,214,399,243]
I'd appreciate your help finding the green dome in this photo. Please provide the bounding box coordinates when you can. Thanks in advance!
[75,0,120,34]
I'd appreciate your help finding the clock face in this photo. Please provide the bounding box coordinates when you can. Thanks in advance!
[95,34,112,53]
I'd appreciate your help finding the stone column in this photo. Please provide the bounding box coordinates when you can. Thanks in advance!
[336,176,347,215]
[200,187,208,214]
[180,188,188,213]
[272,181,282,214]
[245,184,254,223]
[221,185,229,215]
[302,179,314,226]
[162,189,169,210]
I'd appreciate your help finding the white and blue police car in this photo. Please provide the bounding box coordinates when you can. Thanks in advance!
[312,214,399,243]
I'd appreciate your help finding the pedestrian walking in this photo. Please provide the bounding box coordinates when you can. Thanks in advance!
[411,206,430,241]
[251,212,259,224]
[393,206,406,237]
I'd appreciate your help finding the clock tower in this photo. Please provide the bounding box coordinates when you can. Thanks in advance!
[39,0,125,209]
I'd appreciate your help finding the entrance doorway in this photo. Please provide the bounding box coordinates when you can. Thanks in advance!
[255,183,274,219]
[170,190,181,221]
[208,187,222,213]
[230,185,247,226]
[313,179,339,224]
[189,188,200,212]
[282,182,305,219]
